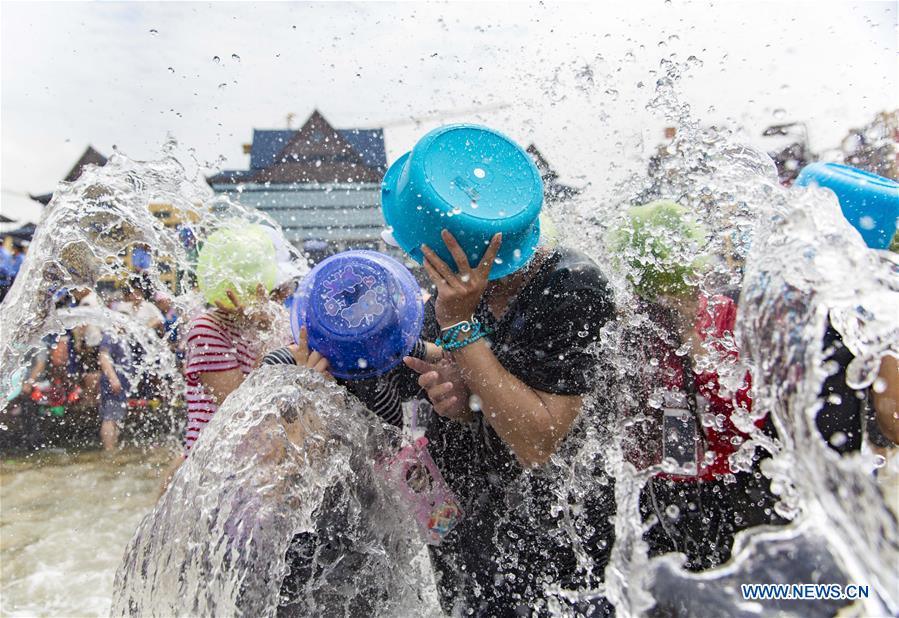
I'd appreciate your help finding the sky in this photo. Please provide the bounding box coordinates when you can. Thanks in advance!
[1,0,896,225]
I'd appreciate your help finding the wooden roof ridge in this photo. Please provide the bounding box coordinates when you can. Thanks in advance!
[267,110,371,170]
[64,145,108,182]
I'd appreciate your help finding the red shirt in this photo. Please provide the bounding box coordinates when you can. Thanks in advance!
[635,295,762,482]
[686,295,759,480]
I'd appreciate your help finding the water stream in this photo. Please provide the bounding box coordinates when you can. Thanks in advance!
[0,54,896,617]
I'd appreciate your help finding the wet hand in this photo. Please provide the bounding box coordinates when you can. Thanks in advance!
[289,327,333,379]
[404,354,472,421]
[421,230,501,329]
[215,284,273,330]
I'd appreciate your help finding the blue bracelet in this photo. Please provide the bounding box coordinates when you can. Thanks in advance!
[436,319,491,351]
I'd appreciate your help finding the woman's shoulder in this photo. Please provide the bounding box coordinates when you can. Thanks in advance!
[187,309,233,337]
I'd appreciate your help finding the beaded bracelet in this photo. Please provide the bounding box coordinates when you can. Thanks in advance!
[435,318,491,351]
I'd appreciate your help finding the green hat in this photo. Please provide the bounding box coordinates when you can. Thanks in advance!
[608,199,707,300]
[197,222,277,308]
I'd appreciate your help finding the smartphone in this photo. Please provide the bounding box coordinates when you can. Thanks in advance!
[661,391,700,474]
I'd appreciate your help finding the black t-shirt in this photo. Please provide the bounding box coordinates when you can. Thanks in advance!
[424,247,617,616]
[816,320,891,453]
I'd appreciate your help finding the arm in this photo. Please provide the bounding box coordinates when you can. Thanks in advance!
[261,327,332,377]
[452,338,582,467]
[99,349,122,394]
[199,368,245,407]
[873,355,899,444]
[418,230,582,467]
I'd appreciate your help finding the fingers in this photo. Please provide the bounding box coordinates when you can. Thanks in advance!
[421,244,458,285]
[417,369,441,390]
[298,326,309,352]
[404,355,436,375]
[421,258,446,288]
[441,229,471,275]
[312,356,330,375]
[477,233,502,278]
[225,289,242,311]
[433,396,458,415]
[306,350,323,369]
[428,381,456,402]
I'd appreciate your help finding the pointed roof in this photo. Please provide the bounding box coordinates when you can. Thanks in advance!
[208,110,387,186]
[63,146,107,182]
[30,146,108,205]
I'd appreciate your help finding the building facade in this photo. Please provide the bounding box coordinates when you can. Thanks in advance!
[207,111,393,260]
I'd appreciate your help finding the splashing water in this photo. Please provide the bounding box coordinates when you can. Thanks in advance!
[0,143,299,414]
[0,53,896,617]
[548,57,899,616]
[111,366,431,617]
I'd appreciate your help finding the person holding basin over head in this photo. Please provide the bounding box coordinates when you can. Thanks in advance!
[158,221,311,495]
[607,199,783,571]
[262,249,435,429]
[260,249,468,615]
[382,124,617,616]
[794,163,899,452]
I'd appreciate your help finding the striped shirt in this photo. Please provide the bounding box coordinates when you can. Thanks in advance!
[183,310,258,453]
[262,340,426,427]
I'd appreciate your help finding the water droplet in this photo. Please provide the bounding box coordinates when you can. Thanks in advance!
[149,29,158,36]
[212,56,221,64]
[473,167,486,179]
[665,504,680,519]
[469,200,479,209]
[468,394,483,412]
[167,67,175,74]
[858,216,876,231]
[357,358,368,369]
[829,431,848,447]
[231,53,241,63]
[773,108,787,120]
[872,377,887,393]
[218,83,227,89]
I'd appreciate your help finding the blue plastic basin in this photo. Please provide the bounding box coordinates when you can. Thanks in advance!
[290,250,424,379]
[381,124,544,280]
[795,162,899,249]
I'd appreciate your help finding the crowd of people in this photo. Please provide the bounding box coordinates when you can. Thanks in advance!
[7,275,180,451]
[0,238,27,303]
[162,126,895,616]
[3,123,897,616]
